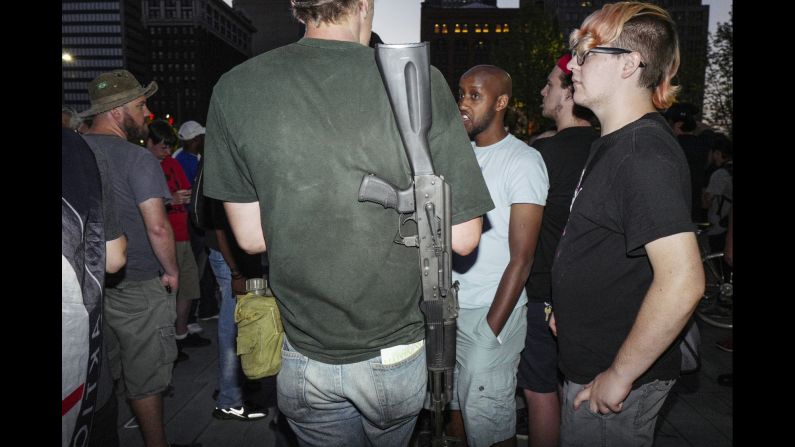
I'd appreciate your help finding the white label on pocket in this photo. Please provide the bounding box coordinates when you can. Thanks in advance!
[380,340,424,366]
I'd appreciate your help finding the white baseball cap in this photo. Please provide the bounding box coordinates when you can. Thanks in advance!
[178,120,206,140]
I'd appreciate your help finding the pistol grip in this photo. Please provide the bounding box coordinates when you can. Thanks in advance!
[358,174,414,213]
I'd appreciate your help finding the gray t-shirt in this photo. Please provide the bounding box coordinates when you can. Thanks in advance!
[204,37,493,364]
[83,134,172,281]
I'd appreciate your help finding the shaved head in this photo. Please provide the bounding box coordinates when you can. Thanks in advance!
[461,65,512,98]
[458,65,512,145]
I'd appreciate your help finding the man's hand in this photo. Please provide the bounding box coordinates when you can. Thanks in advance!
[172,189,191,205]
[573,368,633,415]
[549,312,557,337]
[231,276,247,295]
[161,272,179,295]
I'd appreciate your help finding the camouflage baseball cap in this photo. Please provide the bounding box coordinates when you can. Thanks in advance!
[78,69,158,118]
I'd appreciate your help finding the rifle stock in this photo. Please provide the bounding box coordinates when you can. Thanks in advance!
[358,42,460,446]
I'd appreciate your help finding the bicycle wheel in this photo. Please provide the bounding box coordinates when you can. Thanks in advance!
[695,252,733,329]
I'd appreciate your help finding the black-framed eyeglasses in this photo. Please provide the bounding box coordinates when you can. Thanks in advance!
[571,47,646,67]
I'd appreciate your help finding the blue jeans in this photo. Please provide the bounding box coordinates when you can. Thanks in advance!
[278,336,427,447]
[207,248,243,409]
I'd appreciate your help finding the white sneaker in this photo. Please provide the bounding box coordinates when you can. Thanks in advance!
[212,405,269,421]
[187,322,203,334]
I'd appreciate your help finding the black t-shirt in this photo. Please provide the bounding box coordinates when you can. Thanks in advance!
[525,126,598,302]
[551,113,694,387]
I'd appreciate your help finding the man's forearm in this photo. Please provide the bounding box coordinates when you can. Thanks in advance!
[105,235,127,274]
[609,234,704,382]
[610,280,701,382]
[451,216,482,255]
[224,201,267,254]
[487,203,543,336]
[147,223,179,275]
[139,198,179,276]
[486,257,533,336]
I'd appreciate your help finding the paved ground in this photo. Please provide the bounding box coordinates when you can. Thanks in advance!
[116,317,732,446]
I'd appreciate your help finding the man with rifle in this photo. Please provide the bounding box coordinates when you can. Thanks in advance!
[202,1,493,445]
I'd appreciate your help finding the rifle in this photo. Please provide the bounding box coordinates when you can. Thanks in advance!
[358,42,459,446]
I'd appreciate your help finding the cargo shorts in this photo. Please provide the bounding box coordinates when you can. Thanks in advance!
[448,306,527,447]
[104,276,177,399]
[175,241,200,301]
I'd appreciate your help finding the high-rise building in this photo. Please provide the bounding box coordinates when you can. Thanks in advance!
[143,0,255,124]
[421,1,519,92]
[62,0,149,112]
[542,0,710,109]
[233,0,303,56]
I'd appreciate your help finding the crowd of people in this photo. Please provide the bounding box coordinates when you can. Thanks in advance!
[62,1,732,446]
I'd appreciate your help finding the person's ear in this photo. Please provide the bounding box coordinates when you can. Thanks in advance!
[359,0,371,21]
[495,94,509,112]
[621,52,645,79]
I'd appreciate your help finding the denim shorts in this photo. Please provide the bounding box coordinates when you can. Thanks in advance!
[104,277,177,399]
[277,336,426,447]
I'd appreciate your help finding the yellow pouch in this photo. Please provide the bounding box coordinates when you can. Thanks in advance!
[234,290,283,379]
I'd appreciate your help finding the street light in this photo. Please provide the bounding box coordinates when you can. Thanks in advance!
[62,51,76,104]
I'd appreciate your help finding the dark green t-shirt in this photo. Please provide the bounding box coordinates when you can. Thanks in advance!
[203,37,493,364]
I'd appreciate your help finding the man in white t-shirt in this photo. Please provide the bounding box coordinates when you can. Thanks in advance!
[449,65,549,447]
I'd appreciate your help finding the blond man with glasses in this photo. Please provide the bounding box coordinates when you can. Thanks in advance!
[549,3,705,446]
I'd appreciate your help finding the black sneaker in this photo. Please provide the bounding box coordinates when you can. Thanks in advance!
[212,405,269,421]
[177,333,212,348]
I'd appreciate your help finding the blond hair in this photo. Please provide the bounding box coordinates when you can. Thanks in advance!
[291,0,368,27]
[569,2,680,109]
